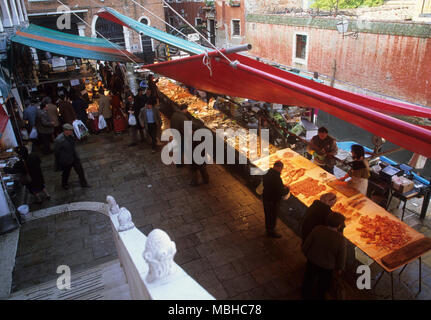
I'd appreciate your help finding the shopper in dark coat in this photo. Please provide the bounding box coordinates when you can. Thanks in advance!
[302,212,347,300]
[5,147,50,203]
[300,192,337,243]
[54,124,90,189]
[147,74,159,102]
[262,161,290,238]
[58,93,77,125]
[72,94,89,125]
[127,93,144,146]
[170,104,199,168]
[189,129,209,186]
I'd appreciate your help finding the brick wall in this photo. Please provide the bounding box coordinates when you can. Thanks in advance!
[245,14,431,106]
[164,1,206,28]
[215,0,246,47]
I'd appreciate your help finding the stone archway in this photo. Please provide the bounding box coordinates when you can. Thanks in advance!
[94,15,126,48]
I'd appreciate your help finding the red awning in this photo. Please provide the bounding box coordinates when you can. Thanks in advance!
[0,104,9,137]
[146,51,431,158]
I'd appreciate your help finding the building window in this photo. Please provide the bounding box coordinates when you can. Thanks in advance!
[231,19,240,37]
[293,32,308,65]
[195,18,202,26]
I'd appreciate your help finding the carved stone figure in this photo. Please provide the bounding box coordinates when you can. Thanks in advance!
[143,229,177,283]
[117,207,135,231]
[106,195,120,215]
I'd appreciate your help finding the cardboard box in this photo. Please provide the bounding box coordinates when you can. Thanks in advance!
[392,176,414,193]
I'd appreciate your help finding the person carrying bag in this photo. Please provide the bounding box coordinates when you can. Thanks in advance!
[128,114,137,126]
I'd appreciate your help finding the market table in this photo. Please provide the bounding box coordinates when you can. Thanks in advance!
[156,78,431,299]
[252,147,431,299]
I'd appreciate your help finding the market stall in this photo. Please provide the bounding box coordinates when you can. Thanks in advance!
[156,77,431,299]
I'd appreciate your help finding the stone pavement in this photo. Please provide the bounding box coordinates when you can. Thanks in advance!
[10,259,130,300]
[10,130,431,299]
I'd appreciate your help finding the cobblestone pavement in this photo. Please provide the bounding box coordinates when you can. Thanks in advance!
[11,130,431,299]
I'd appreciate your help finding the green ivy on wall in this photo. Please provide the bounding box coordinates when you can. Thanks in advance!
[311,0,384,11]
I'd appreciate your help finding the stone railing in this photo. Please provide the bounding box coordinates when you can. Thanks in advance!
[105,196,215,300]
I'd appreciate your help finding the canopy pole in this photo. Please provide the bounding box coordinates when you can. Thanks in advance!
[162,0,233,63]
[224,44,252,54]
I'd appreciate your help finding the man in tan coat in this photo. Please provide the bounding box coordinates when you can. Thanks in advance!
[98,92,112,132]
[43,96,61,136]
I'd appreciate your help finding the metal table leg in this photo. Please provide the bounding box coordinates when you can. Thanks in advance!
[401,200,407,221]
[386,190,393,210]
[398,264,408,279]
[419,257,422,294]
[373,271,385,291]
[420,189,430,220]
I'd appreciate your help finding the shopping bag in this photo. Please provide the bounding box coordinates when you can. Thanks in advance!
[20,129,29,140]
[128,114,137,126]
[98,115,107,130]
[73,120,89,140]
[255,181,264,195]
[29,127,38,139]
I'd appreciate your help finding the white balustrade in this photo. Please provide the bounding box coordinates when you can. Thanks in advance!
[105,196,215,300]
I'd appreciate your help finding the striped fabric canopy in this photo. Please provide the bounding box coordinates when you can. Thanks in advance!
[96,7,210,55]
[11,24,143,63]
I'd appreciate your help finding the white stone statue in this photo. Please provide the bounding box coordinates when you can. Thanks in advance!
[106,195,120,215]
[117,207,135,232]
[143,229,177,283]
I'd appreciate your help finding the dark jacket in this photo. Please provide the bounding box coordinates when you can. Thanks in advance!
[35,109,54,134]
[132,95,147,128]
[300,200,333,242]
[170,111,190,137]
[302,225,347,271]
[263,168,289,202]
[5,153,45,192]
[58,100,77,124]
[134,94,147,110]
[72,98,89,123]
[54,133,79,168]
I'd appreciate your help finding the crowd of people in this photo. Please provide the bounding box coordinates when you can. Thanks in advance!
[15,60,166,203]
[14,61,374,299]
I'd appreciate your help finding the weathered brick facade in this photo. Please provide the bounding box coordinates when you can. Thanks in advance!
[246,14,431,106]
[214,0,246,47]
[25,0,165,53]
[164,1,206,28]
